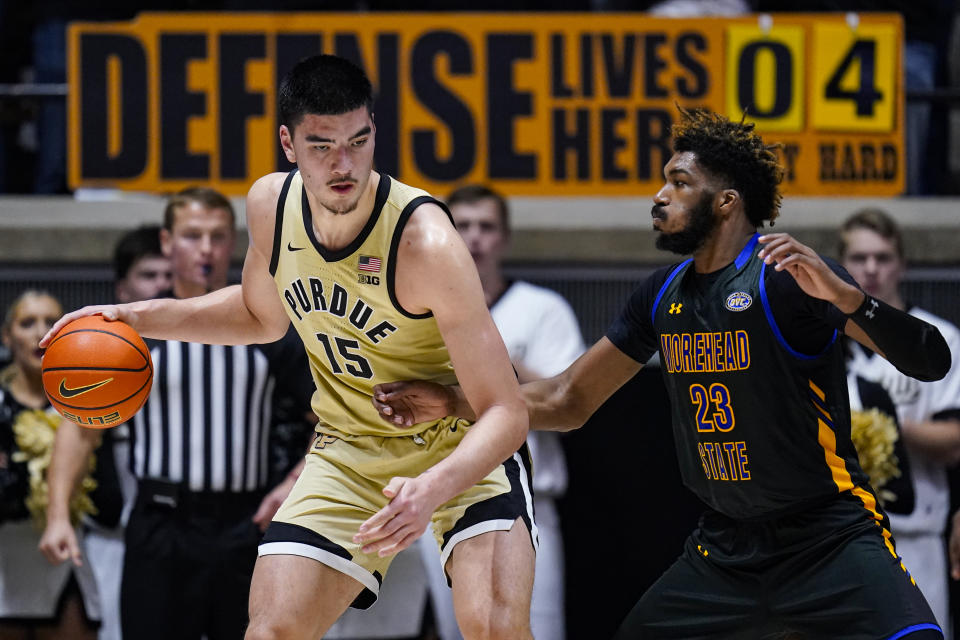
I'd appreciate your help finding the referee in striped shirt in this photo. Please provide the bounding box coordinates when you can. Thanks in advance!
[41,188,314,640]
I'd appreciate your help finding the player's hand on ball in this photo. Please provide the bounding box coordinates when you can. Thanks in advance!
[353,475,437,557]
[39,304,136,348]
[41,315,153,428]
[372,381,457,427]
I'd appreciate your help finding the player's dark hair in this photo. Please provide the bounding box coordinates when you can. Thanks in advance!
[671,107,783,228]
[839,208,905,259]
[163,187,235,231]
[278,54,374,132]
[446,184,510,233]
[114,225,164,281]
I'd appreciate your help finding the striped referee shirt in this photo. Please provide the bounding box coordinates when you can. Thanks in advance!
[131,332,310,493]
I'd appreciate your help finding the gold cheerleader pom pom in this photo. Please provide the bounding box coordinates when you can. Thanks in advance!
[849,408,900,505]
[11,409,97,531]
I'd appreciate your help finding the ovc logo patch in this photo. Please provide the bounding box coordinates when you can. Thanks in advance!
[724,291,753,312]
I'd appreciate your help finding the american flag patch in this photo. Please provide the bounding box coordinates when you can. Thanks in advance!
[358,255,382,273]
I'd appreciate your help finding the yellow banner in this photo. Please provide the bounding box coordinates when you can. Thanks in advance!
[68,12,904,197]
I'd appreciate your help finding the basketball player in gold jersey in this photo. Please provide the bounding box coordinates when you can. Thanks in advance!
[41,55,534,640]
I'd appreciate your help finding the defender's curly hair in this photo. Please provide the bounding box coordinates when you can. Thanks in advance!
[672,107,784,227]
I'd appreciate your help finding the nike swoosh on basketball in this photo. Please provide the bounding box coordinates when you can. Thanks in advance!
[59,378,114,398]
[287,242,305,252]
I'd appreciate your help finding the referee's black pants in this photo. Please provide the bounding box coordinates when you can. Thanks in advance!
[121,479,264,640]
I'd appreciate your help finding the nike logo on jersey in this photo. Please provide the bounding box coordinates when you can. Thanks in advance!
[59,378,114,398]
[288,242,305,252]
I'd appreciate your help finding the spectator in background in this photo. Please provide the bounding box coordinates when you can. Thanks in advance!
[325,184,584,640]
[112,226,173,304]
[436,184,584,639]
[840,207,960,633]
[39,188,314,640]
[0,290,100,638]
[41,226,172,640]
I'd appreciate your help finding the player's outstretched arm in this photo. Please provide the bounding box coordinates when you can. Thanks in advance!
[521,337,641,430]
[373,336,641,432]
[38,419,101,567]
[40,175,292,348]
[758,232,950,381]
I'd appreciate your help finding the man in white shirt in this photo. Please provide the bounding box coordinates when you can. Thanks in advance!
[326,185,583,640]
[840,207,960,634]
[426,184,584,640]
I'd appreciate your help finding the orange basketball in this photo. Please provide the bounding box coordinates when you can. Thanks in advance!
[41,315,153,429]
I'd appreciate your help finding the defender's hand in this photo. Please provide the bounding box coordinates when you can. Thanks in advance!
[372,381,456,427]
[757,233,863,312]
[353,476,438,557]
[252,476,296,532]
[39,517,83,567]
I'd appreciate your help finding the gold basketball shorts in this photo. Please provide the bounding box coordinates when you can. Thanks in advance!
[258,419,537,608]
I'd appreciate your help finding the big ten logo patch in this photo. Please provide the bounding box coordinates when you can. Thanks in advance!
[313,434,339,451]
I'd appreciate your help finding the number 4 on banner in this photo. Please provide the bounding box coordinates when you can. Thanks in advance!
[812,19,899,132]
[824,39,883,116]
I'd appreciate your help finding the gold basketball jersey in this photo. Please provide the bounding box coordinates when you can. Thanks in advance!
[269,170,461,437]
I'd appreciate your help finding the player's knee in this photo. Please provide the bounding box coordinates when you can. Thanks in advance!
[244,623,279,640]
[244,616,301,640]
[457,605,531,640]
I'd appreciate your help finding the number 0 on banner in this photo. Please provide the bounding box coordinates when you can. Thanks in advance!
[812,22,898,132]
[725,24,805,132]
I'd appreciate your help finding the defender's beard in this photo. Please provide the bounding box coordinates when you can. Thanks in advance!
[655,192,718,256]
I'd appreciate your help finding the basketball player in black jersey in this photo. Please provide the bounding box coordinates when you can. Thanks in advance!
[373,107,952,639]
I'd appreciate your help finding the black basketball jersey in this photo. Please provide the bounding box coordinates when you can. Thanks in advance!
[610,234,870,520]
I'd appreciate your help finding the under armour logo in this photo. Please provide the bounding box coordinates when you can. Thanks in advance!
[669,302,683,314]
[865,298,879,319]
